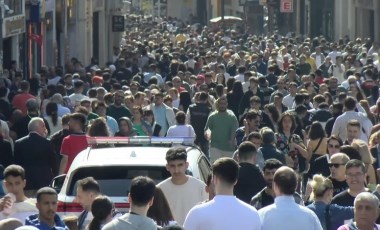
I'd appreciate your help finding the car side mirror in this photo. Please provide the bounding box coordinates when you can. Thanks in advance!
[50,174,66,193]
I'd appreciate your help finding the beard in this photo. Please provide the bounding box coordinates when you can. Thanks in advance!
[265,180,273,189]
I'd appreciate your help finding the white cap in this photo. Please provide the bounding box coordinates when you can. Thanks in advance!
[109,65,116,73]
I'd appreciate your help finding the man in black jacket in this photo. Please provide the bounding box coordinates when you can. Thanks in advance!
[233,141,265,203]
[0,120,12,169]
[325,102,343,137]
[50,114,71,166]
[14,117,57,197]
[186,92,211,158]
[257,128,286,170]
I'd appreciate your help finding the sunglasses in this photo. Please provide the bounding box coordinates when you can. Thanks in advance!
[328,144,340,148]
[328,163,345,168]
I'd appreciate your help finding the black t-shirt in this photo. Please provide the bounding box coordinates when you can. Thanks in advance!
[308,155,330,179]
[251,188,304,210]
[329,177,349,196]
[234,162,266,204]
[311,109,332,122]
[251,189,275,210]
[260,190,275,208]
[331,190,355,207]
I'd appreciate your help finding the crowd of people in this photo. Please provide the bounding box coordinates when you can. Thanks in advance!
[1,15,380,229]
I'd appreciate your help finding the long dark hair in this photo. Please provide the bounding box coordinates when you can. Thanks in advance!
[308,121,326,140]
[277,112,297,134]
[88,196,113,230]
[265,104,280,123]
[46,102,58,126]
[179,91,192,113]
[231,80,244,100]
[226,78,235,93]
[147,187,174,226]
[215,84,225,98]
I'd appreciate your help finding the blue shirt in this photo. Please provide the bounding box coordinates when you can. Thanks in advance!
[154,105,168,136]
[259,196,323,230]
[307,201,354,230]
[25,214,68,230]
[106,116,119,136]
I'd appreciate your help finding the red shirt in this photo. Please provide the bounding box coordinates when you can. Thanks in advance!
[11,93,35,116]
[60,134,88,173]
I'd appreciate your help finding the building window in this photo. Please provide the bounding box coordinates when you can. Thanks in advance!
[67,0,76,23]
[4,0,23,16]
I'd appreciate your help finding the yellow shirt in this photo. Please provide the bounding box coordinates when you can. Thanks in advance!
[306,57,317,72]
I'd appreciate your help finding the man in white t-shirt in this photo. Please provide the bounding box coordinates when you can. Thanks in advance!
[282,82,298,109]
[166,111,196,139]
[328,56,345,83]
[157,147,208,225]
[0,165,38,222]
[184,157,261,230]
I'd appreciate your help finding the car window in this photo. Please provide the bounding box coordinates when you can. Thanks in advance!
[198,156,211,182]
[68,166,171,196]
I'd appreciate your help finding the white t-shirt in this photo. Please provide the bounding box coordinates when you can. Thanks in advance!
[282,94,295,109]
[328,63,346,84]
[166,125,196,138]
[327,51,342,64]
[157,176,208,226]
[44,116,63,138]
[69,93,89,107]
[184,195,261,230]
[0,198,38,222]
[234,74,245,82]
[185,59,196,70]
[172,98,180,109]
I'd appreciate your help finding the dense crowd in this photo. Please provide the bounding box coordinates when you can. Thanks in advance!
[1,15,380,229]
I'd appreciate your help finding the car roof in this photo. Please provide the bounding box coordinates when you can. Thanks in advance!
[70,146,201,169]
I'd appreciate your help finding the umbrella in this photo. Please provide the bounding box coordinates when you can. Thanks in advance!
[209,16,243,23]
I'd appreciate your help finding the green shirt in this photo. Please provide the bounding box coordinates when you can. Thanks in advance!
[87,112,99,121]
[133,123,146,136]
[205,110,239,151]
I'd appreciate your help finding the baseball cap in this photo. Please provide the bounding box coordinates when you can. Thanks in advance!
[92,76,103,84]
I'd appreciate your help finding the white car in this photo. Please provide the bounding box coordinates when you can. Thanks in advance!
[51,137,211,216]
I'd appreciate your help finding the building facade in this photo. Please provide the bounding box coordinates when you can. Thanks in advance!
[166,0,197,23]
[306,0,380,42]
[25,0,126,76]
[2,0,26,75]
[334,0,380,41]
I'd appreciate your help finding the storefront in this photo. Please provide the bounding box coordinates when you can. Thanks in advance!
[2,0,25,76]
[354,0,379,41]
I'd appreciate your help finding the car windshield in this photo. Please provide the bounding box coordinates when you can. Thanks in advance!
[68,166,171,196]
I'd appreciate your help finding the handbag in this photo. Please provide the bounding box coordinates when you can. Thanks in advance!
[289,135,308,173]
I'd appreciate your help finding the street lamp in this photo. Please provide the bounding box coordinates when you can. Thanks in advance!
[0,0,14,78]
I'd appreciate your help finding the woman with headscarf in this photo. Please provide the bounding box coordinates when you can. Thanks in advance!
[115,117,137,137]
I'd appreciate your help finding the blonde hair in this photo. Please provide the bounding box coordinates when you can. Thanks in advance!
[63,216,78,230]
[310,174,333,201]
[351,139,375,165]
[369,131,380,149]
